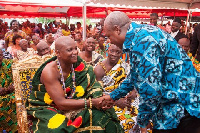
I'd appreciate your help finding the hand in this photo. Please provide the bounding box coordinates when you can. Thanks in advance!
[141,127,147,133]
[0,87,7,96]
[100,95,115,110]
[146,122,153,130]
[7,85,14,93]
[114,98,131,109]
[92,97,105,110]
[126,89,137,102]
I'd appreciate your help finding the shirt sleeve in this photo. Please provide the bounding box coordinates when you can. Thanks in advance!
[110,72,134,100]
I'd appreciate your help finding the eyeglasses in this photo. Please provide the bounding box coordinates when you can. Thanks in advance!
[87,41,95,44]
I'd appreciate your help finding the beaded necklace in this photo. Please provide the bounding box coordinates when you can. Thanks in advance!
[56,59,76,99]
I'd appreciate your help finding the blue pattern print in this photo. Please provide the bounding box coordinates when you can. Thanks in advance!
[110,22,200,129]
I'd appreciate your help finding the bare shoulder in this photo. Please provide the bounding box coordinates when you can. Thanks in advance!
[94,61,106,81]
[41,61,58,83]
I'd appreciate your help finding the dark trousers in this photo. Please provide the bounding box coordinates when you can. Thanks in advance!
[153,111,200,133]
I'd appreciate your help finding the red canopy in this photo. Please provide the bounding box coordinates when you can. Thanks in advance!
[0,0,199,18]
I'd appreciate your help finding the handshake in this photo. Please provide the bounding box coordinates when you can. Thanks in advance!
[92,95,115,110]
[92,90,137,110]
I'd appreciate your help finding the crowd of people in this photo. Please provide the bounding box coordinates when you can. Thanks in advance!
[0,11,200,133]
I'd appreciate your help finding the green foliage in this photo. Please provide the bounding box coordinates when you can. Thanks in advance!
[36,18,55,24]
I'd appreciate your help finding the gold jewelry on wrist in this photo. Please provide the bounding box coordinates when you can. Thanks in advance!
[84,98,87,109]
[89,97,92,109]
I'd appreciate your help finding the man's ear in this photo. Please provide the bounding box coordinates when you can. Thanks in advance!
[114,25,121,35]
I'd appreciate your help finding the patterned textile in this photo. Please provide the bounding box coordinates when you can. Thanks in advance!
[85,51,103,66]
[27,56,123,133]
[101,59,130,94]
[0,59,17,133]
[95,44,106,57]
[110,22,200,130]
[188,52,200,72]
[105,43,110,57]
[113,98,141,133]
[22,27,32,36]
[62,29,70,36]
[4,30,26,46]
[100,59,152,133]
[20,68,38,105]
[100,59,136,132]
[2,50,13,59]
[16,48,35,60]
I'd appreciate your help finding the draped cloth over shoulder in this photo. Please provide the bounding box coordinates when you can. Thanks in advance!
[26,56,123,133]
[0,59,17,133]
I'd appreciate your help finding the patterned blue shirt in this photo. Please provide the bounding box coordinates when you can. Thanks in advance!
[110,22,200,129]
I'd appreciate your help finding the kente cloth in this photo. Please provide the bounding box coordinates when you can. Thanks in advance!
[22,27,32,36]
[26,56,123,133]
[100,59,152,133]
[85,51,103,66]
[101,59,130,94]
[16,48,36,60]
[95,44,106,58]
[4,30,27,46]
[188,52,200,72]
[110,22,200,130]
[0,59,17,133]
[3,50,13,59]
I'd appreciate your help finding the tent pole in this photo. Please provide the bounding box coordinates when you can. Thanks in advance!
[185,10,190,35]
[66,17,70,26]
[161,13,164,26]
[83,2,87,41]
[189,11,192,25]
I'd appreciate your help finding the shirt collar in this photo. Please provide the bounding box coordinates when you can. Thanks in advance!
[171,30,179,38]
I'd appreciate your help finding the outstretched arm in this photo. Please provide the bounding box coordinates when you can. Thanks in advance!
[110,73,135,100]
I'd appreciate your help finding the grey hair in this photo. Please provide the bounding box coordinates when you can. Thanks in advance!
[19,39,27,44]
[104,11,130,30]
[32,35,40,39]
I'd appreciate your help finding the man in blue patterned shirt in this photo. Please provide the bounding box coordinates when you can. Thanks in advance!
[102,11,200,133]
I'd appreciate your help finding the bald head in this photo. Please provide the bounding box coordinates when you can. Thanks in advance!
[37,41,51,56]
[55,36,78,64]
[104,11,130,48]
[55,36,75,51]
[104,11,130,31]
[178,38,190,53]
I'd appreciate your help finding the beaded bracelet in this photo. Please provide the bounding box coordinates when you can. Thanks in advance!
[89,97,92,109]
[84,98,87,109]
